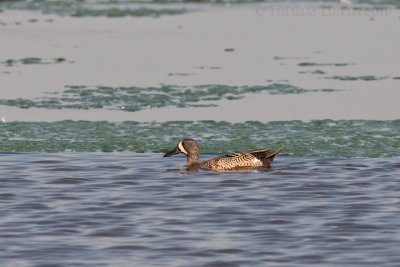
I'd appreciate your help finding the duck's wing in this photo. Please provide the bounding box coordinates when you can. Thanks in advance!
[198,152,251,170]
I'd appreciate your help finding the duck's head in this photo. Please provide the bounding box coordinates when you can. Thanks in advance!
[164,139,199,164]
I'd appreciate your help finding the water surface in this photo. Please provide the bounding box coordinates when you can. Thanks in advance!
[1,153,399,267]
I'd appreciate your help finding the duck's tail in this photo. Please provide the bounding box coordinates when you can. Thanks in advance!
[251,148,282,166]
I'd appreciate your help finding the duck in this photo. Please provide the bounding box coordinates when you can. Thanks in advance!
[164,138,281,171]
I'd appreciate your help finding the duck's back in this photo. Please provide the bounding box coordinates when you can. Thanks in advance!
[198,148,281,171]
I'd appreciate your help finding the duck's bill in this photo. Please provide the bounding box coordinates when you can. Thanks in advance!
[163,146,180,157]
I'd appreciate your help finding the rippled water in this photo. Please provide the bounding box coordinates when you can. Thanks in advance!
[1,153,399,267]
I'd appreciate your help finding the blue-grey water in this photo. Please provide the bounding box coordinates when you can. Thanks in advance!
[1,152,399,267]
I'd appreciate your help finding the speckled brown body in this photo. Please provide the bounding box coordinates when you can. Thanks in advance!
[164,139,281,172]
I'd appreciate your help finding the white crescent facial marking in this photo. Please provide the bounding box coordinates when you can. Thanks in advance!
[178,141,188,155]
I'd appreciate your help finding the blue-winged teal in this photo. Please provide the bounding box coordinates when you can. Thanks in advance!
[164,139,281,171]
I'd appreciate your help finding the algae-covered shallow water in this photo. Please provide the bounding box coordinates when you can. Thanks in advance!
[0,120,400,157]
[1,153,399,267]
[0,84,340,112]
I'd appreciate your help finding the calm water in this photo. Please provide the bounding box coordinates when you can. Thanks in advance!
[1,153,399,267]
